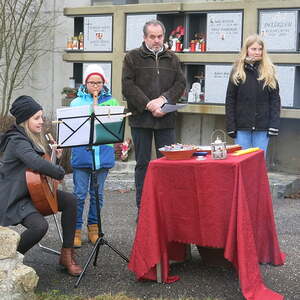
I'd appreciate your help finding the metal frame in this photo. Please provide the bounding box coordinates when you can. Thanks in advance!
[39,214,63,255]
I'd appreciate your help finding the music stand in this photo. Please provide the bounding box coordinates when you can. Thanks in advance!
[55,105,129,287]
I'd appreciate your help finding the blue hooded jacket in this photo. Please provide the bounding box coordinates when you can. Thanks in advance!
[70,85,119,170]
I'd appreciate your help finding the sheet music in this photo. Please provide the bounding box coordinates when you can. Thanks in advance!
[56,105,91,147]
[93,106,125,144]
[56,105,126,147]
[94,106,125,123]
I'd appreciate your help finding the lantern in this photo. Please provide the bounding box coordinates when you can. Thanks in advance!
[211,130,227,160]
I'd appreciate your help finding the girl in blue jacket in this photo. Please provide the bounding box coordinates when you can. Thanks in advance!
[70,64,119,247]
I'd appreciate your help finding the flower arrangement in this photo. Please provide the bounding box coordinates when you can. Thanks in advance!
[121,138,132,161]
[168,25,185,51]
[114,138,132,161]
[169,25,185,41]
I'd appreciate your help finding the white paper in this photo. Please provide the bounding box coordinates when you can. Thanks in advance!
[94,106,125,123]
[161,103,187,113]
[93,105,125,115]
[56,105,91,147]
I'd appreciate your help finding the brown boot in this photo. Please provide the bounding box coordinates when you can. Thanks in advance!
[59,248,82,276]
[87,224,99,244]
[73,229,82,248]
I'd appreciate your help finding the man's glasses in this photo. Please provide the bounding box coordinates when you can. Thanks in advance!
[87,81,104,86]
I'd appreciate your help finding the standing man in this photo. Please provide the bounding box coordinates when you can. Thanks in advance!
[122,20,186,213]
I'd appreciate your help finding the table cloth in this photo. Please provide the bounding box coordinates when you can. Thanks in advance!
[128,151,285,300]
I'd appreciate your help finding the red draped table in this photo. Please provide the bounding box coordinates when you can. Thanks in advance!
[128,150,285,300]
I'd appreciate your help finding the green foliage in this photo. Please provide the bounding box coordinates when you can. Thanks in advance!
[61,87,78,96]
[36,290,79,299]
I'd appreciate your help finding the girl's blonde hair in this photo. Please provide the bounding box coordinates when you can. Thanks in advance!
[231,34,277,89]
[19,120,47,154]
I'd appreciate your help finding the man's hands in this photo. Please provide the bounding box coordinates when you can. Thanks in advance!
[146,96,167,118]
[152,108,165,117]
[146,96,166,111]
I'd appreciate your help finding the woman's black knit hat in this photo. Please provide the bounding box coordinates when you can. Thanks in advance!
[10,95,43,124]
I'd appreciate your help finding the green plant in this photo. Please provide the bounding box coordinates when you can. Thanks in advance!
[61,87,77,96]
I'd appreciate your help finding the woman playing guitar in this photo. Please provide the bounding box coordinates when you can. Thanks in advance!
[0,95,82,277]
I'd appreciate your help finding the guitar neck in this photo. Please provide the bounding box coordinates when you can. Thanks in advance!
[45,133,57,164]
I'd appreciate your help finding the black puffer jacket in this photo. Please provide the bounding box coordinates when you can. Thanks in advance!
[225,62,281,136]
[0,125,65,226]
[122,42,186,129]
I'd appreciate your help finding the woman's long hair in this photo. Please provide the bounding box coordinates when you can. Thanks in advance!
[19,120,47,154]
[231,34,277,89]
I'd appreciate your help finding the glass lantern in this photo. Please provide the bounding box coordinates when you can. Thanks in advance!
[211,130,227,160]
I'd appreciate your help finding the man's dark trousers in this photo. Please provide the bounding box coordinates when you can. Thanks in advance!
[131,127,176,209]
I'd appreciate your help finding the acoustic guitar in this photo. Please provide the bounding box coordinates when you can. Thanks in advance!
[26,133,59,216]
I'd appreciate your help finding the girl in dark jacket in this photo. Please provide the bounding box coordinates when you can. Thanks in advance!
[225,34,281,155]
[0,95,82,276]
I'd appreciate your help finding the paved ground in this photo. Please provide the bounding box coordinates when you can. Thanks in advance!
[16,185,300,300]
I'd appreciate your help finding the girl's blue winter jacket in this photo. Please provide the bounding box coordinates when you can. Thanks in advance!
[70,85,119,170]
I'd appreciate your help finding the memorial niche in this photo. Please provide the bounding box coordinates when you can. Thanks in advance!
[259,9,300,108]
[124,11,243,53]
[66,15,113,52]
[259,9,299,52]
[64,4,300,113]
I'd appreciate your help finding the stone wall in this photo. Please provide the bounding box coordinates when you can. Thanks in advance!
[0,227,39,300]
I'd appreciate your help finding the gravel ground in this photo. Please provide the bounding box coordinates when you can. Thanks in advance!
[16,190,300,300]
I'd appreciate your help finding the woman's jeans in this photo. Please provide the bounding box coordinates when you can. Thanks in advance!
[73,168,109,230]
[235,130,269,155]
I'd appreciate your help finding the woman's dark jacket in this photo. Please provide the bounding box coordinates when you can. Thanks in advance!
[225,62,281,136]
[0,125,65,226]
[122,42,186,129]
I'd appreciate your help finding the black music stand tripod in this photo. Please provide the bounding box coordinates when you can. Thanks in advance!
[74,113,129,288]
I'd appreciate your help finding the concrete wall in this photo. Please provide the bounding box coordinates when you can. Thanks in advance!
[4,0,299,174]
[267,118,300,173]
[94,0,239,3]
